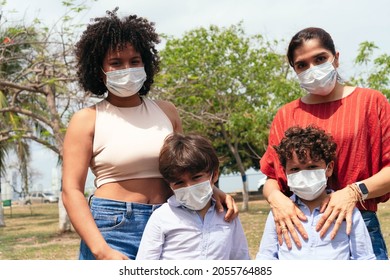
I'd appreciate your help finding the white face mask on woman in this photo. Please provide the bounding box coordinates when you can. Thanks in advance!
[173,178,213,211]
[103,67,147,97]
[297,60,337,96]
[286,168,327,201]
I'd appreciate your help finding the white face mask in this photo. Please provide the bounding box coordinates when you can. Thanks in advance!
[297,60,337,96]
[173,178,213,210]
[287,168,327,201]
[104,67,147,97]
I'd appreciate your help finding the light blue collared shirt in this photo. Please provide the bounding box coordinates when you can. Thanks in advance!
[136,196,250,260]
[256,194,376,260]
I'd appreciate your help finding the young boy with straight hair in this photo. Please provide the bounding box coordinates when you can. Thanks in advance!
[136,133,250,260]
[256,125,375,260]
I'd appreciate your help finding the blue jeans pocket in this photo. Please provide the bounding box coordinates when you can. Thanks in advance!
[93,211,126,232]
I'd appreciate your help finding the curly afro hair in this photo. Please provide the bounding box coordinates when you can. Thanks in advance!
[74,7,160,96]
[274,125,337,169]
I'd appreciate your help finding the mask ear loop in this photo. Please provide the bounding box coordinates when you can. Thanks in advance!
[324,163,331,190]
[329,56,344,84]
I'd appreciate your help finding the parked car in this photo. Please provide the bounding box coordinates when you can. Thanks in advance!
[25,191,59,204]
[257,173,267,194]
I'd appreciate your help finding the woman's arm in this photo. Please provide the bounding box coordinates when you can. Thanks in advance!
[62,108,128,260]
[263,178,308,249]
[316,166,390,239]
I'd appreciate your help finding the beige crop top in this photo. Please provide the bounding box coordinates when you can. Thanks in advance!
[90,98,173,188]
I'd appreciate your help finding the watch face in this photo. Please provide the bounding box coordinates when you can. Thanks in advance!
[359,183,369,194]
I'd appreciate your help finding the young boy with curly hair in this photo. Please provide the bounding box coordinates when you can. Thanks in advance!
[256,125,375,260]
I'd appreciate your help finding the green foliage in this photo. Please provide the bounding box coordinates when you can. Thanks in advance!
[0,0,97,193]
[156,23,300,174]
[351,41,390,98]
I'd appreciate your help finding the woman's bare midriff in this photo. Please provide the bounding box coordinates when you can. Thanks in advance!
[93,178,172,204]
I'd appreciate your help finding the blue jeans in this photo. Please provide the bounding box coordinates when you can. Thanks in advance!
[360,210,389,260]
[79,196,161,260]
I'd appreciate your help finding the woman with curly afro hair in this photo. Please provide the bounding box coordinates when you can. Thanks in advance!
[256,125,375,260]
[62,8,237,260]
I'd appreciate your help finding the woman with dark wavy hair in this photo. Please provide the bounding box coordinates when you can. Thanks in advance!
[260,27,390,260]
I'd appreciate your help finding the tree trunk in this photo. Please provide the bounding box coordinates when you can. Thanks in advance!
[0,193,6,227]
[241,174,249,212]
[220,125,250,211]
[58,191,72,232]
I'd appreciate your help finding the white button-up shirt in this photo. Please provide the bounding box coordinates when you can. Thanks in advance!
[136,196,250,260]
[256,194,376,260]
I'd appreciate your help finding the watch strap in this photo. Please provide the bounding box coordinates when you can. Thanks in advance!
[356,181,369,200]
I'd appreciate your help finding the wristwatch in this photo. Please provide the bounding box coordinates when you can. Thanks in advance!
[355,181,369,200]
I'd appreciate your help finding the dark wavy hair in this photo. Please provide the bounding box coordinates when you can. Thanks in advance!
[274,125,337,169]
[74,7,160,96]
[287,27,336,68]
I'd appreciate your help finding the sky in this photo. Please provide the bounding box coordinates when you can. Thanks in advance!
[2,0,390,194]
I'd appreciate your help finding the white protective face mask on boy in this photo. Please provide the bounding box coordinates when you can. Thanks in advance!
[173,178,213,211]
[297,60,337,96]
[287,168,327,201]
[104,67,147,97]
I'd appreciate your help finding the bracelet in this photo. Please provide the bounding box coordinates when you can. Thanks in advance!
[348,184,367,210]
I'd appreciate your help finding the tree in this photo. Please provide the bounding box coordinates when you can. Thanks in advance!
[0,1,95,230]
[351,41,390,99]
[155,23,301,210]
[0,140,7,226]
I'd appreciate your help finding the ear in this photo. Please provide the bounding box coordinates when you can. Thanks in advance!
[212,170,220,184]
[334,52,340,68]
[326,161,334,178]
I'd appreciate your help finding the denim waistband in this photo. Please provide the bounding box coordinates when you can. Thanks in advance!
[89,195,162,212]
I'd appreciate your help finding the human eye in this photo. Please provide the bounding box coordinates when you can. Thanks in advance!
[107,59,122,68]
[294,62,310,74]
[191,173,205,181]
[132,58,142,65]
[192,172,211,183]
[308,165,321,170]
[316,55,328,64]
[288,167,300,173]
[172,180,184,187]
[294,62,306,70]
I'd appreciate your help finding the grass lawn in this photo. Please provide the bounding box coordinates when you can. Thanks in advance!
[0,196,389,260]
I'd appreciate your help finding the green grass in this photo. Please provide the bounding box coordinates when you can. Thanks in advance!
[0,204,79,260]
[0,197,389,260]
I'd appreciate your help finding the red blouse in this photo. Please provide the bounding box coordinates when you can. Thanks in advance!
[260,87,390,211]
